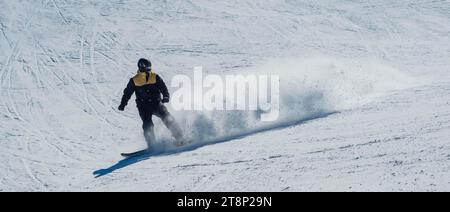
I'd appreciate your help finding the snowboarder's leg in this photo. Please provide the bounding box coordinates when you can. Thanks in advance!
[154,104,184,141]
[143,122,155,149]
[138,106,155,149]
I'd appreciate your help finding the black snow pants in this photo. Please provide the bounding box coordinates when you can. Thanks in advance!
[138,103,183,148]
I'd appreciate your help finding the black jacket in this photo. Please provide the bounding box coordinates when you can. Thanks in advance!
[120,71,169,108]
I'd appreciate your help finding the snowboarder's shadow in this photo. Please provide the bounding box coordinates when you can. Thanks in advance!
[93,111,337,178]
[92,144,211,178]
[93,154,152,178]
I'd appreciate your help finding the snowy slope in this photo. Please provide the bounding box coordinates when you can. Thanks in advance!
[1,0,450,191]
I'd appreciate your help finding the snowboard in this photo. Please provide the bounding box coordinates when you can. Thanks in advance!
[121,139,193,157]
[121,149,150,158]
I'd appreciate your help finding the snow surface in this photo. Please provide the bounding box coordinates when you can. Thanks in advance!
[0,0,450,191]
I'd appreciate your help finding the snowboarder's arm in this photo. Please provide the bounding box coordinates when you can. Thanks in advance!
[156,75,170,103]
[119,79,135,110]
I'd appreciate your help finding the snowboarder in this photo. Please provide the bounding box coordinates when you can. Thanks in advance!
[118,58,184,151]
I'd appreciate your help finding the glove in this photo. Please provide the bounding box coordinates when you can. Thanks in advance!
[162,97,170,103]
[118,105,125,111]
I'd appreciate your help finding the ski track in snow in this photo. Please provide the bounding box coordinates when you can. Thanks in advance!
[0,0,450,191]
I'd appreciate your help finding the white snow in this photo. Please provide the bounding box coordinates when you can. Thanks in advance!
[0,0,449,191]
